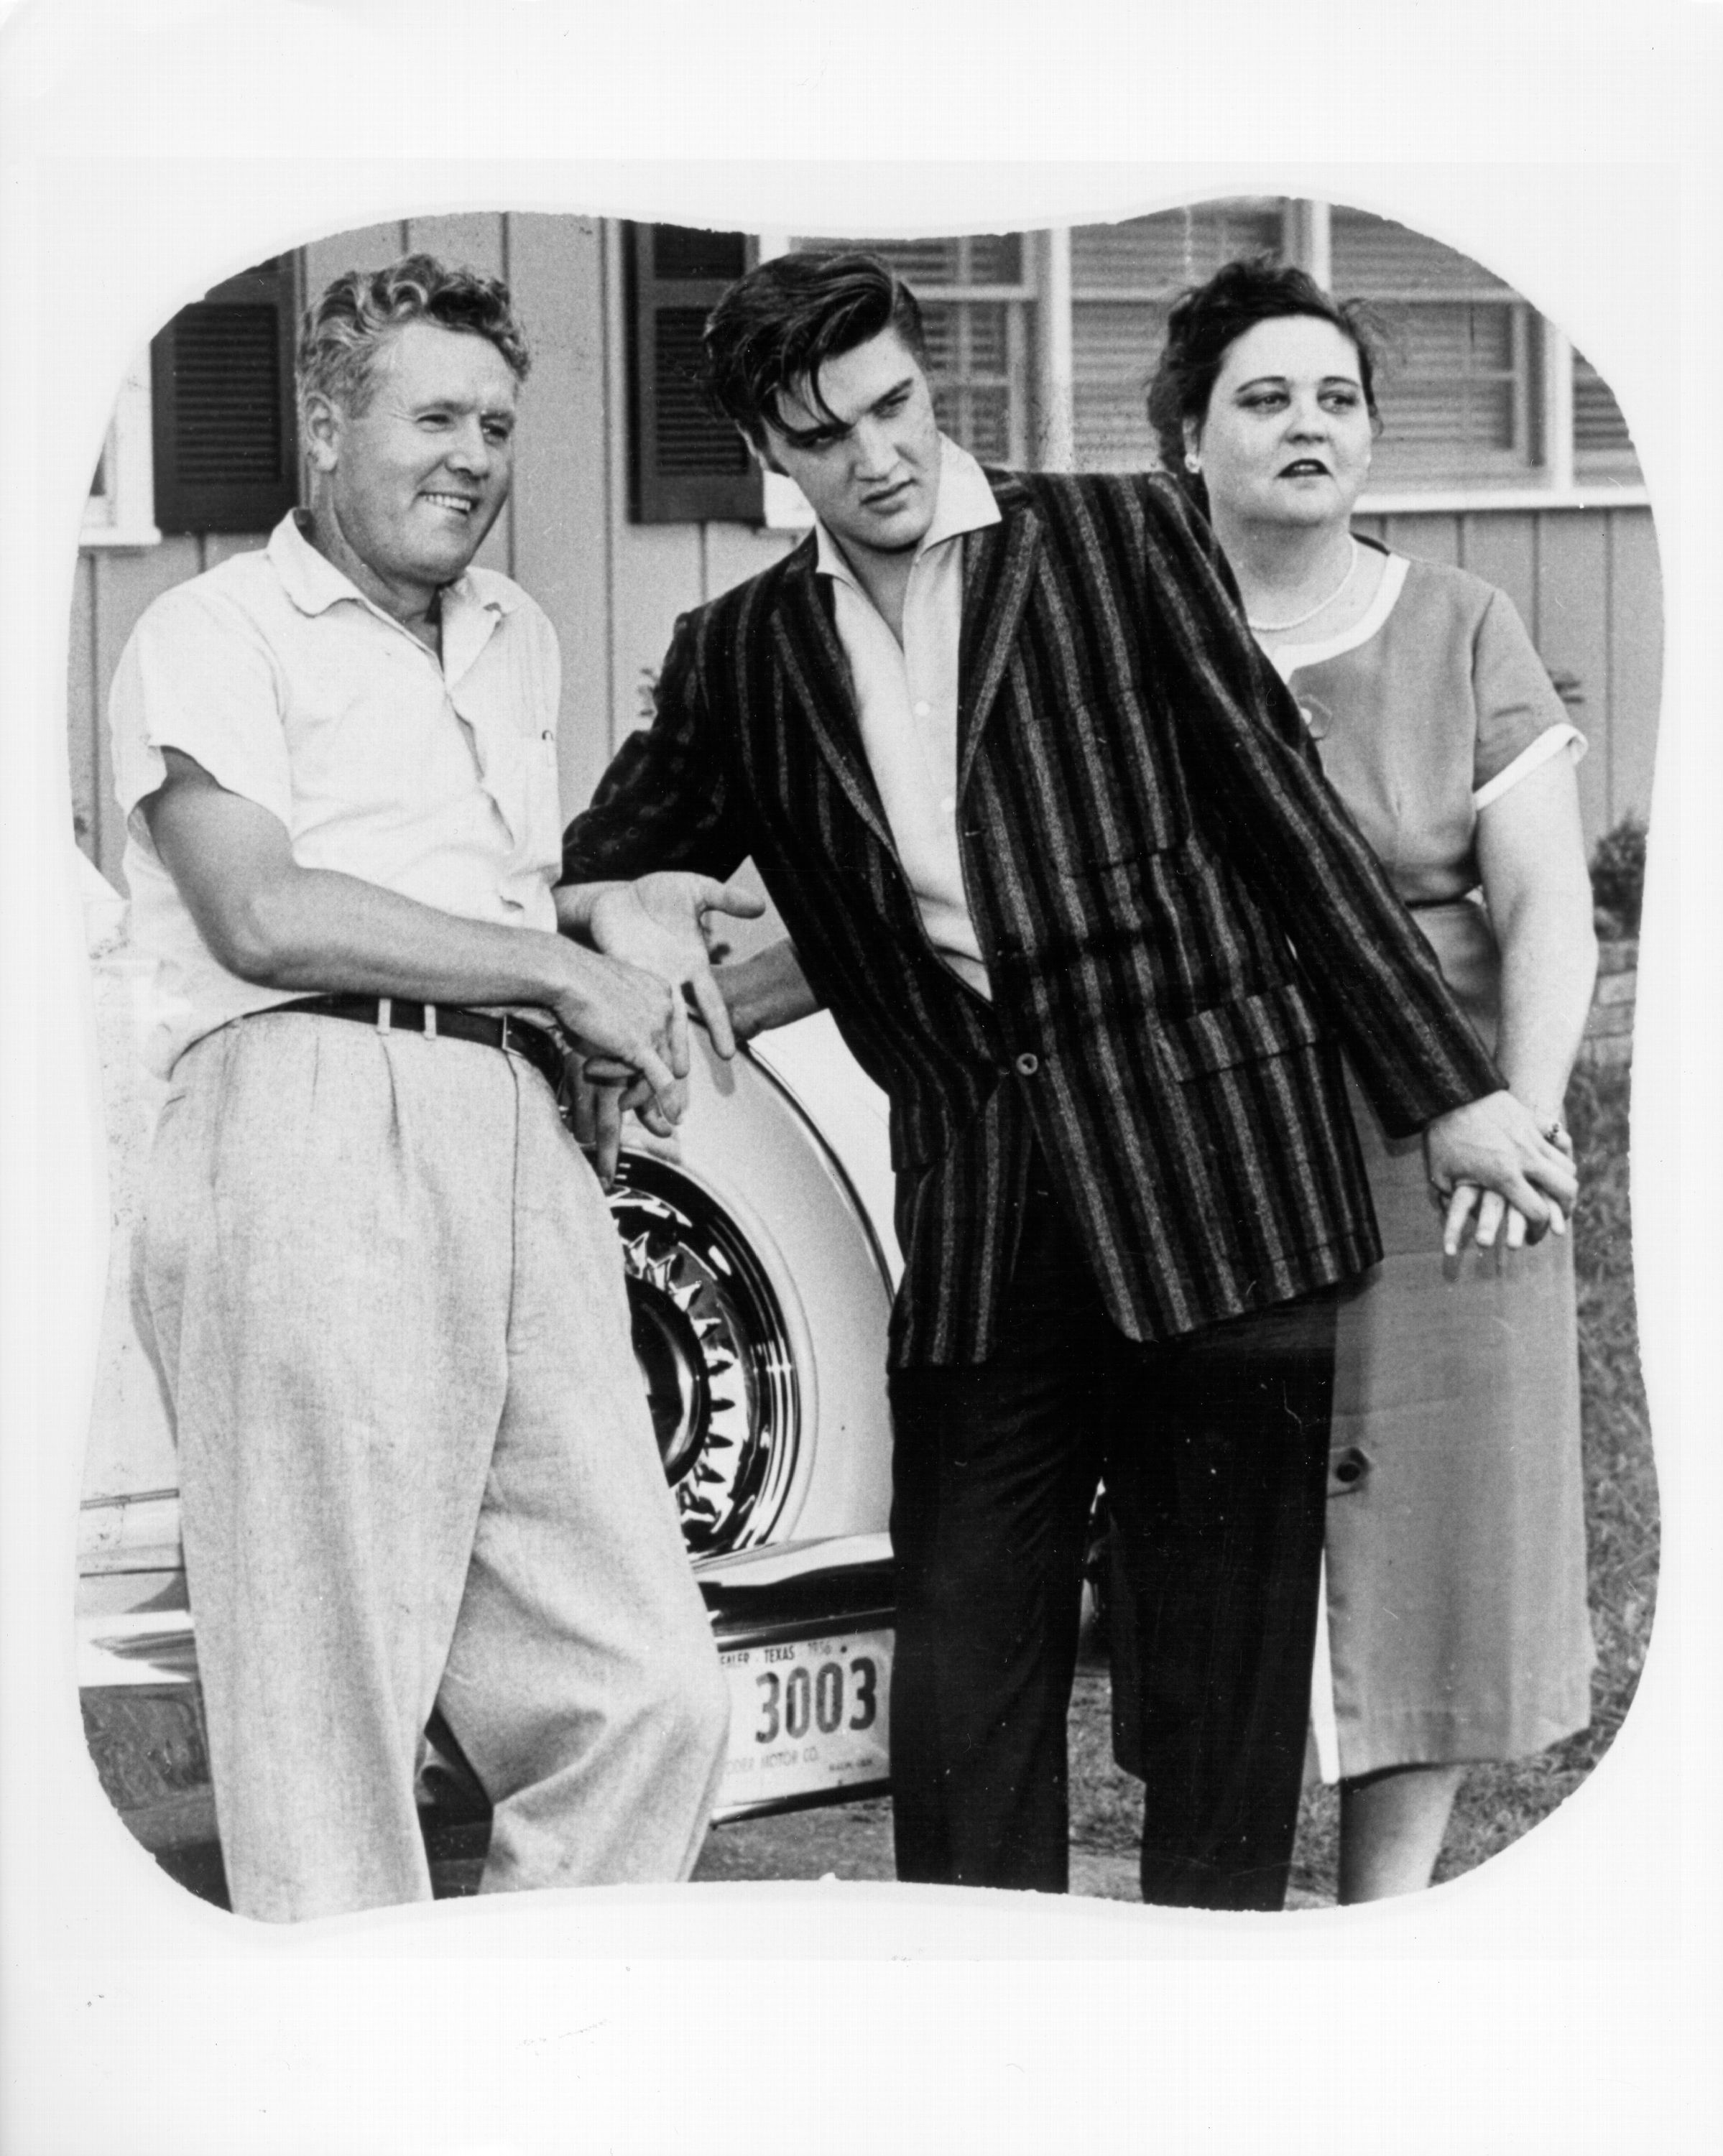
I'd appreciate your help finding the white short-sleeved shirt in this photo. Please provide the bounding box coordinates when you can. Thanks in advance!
[111,512,563,1075]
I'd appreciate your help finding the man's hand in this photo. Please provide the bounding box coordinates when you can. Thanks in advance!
[544,943,691,1167]
[1424,1091,1579,1255]
[570,874,766,1058]
[558,1058,679,1190]
[141,750,691,1188]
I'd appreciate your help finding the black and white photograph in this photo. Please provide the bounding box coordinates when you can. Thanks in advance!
[72,197,1658,1918]
[4,2,1718,2152]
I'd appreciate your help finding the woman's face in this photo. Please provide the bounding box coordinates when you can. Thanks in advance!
[1186,315,1375,535]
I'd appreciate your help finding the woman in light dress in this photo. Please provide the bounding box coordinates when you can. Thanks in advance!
[1146,259,1598,1901]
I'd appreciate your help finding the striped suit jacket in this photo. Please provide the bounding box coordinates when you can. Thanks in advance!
[563,469,1502,1367]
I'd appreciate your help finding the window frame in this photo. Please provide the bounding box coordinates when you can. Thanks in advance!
[80,348,161,551]
[755,229,1040,530]
[1043,204,1648,513]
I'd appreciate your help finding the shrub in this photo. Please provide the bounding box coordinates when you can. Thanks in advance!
[1590,815,1649,940]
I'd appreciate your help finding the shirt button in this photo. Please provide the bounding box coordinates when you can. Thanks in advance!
[940,795,956,818]
[1015,1052,1040,1078]
[913,700,931,719]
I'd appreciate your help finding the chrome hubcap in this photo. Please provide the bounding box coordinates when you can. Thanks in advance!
[609,1155,801,1555]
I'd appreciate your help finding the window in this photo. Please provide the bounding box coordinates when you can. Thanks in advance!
[1327,209,1538,487]
[1063,200,1643,500]
[1069,199,1287,472]
[787,233,1037,468]
[624,205,1643,522]
[151,257,300,533]
[81,350,160,550]
[1572,348,1640,481]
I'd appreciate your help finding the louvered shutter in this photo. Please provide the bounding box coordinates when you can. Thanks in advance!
[1069,203,1286,471]
[151,258,299,533]
[629,224,762,524]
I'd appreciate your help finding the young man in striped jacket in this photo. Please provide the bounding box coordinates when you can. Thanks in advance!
[560,250,1576,1910]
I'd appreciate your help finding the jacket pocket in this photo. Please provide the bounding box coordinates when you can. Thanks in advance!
[1155,980,1326,1081]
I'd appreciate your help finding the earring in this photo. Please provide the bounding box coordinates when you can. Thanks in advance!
[1183,452,1201,475]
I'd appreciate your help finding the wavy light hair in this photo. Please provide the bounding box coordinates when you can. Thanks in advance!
[297,253,531,421]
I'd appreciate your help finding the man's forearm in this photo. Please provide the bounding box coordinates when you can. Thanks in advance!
[216,861,581,1012]
[717,939,823,1041]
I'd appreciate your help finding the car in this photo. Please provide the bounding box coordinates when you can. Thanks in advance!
[73,861,902,1905]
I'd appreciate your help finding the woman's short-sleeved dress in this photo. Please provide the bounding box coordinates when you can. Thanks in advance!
[1272,549,1597,1778]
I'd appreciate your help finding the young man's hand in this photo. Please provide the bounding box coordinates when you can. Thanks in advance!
[1423,1091,1579,1254]
[563,874,765,1058]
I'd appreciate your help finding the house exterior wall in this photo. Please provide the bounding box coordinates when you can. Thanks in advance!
[68,212,1660,894]
[1354,505,1662,846]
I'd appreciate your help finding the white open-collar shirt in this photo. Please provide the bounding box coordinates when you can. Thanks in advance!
[814,435,1000,1001]
[111,512,563,1076]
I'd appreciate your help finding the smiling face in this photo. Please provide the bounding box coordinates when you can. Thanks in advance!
[305,317,519,619]
[759,327,943,567]
[1186,315,1375,540]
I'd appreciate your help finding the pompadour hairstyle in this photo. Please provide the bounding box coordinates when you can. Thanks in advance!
[297,253,531,419]
[701,249,928,447]
[1146,254,1385,513]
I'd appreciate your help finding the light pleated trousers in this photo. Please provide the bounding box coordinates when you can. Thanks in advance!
[137,1009,729,1923]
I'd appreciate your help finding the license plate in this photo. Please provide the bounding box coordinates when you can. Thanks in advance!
[712,1627,892,1819]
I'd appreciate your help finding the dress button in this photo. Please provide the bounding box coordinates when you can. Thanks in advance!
[1330,1445,1370,1491]
[1015,1052,1040,1078]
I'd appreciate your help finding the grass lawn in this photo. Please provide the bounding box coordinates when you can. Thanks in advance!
[1068,1057,1658,1900]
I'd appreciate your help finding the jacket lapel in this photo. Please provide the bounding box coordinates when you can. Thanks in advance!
[957,476,1041,799]
[769,547,896,854]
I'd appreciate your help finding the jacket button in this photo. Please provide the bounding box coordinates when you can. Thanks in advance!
[1015,1052,1040,1078]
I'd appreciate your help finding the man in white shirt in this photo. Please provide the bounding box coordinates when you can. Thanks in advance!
[112,255,747,1922]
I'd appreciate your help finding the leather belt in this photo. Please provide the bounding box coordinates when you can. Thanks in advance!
[273,994,568,1100]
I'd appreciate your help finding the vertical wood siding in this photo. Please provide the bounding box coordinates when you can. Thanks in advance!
[1356,506,1662,849]
[70,220,1660,895]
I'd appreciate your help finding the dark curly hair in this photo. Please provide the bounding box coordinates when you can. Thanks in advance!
[701,249,928,449]
[1146,255,1384,512]
[297,253,531,420]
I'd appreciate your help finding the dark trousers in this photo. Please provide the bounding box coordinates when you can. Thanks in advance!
[887,1170,1334,1910]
